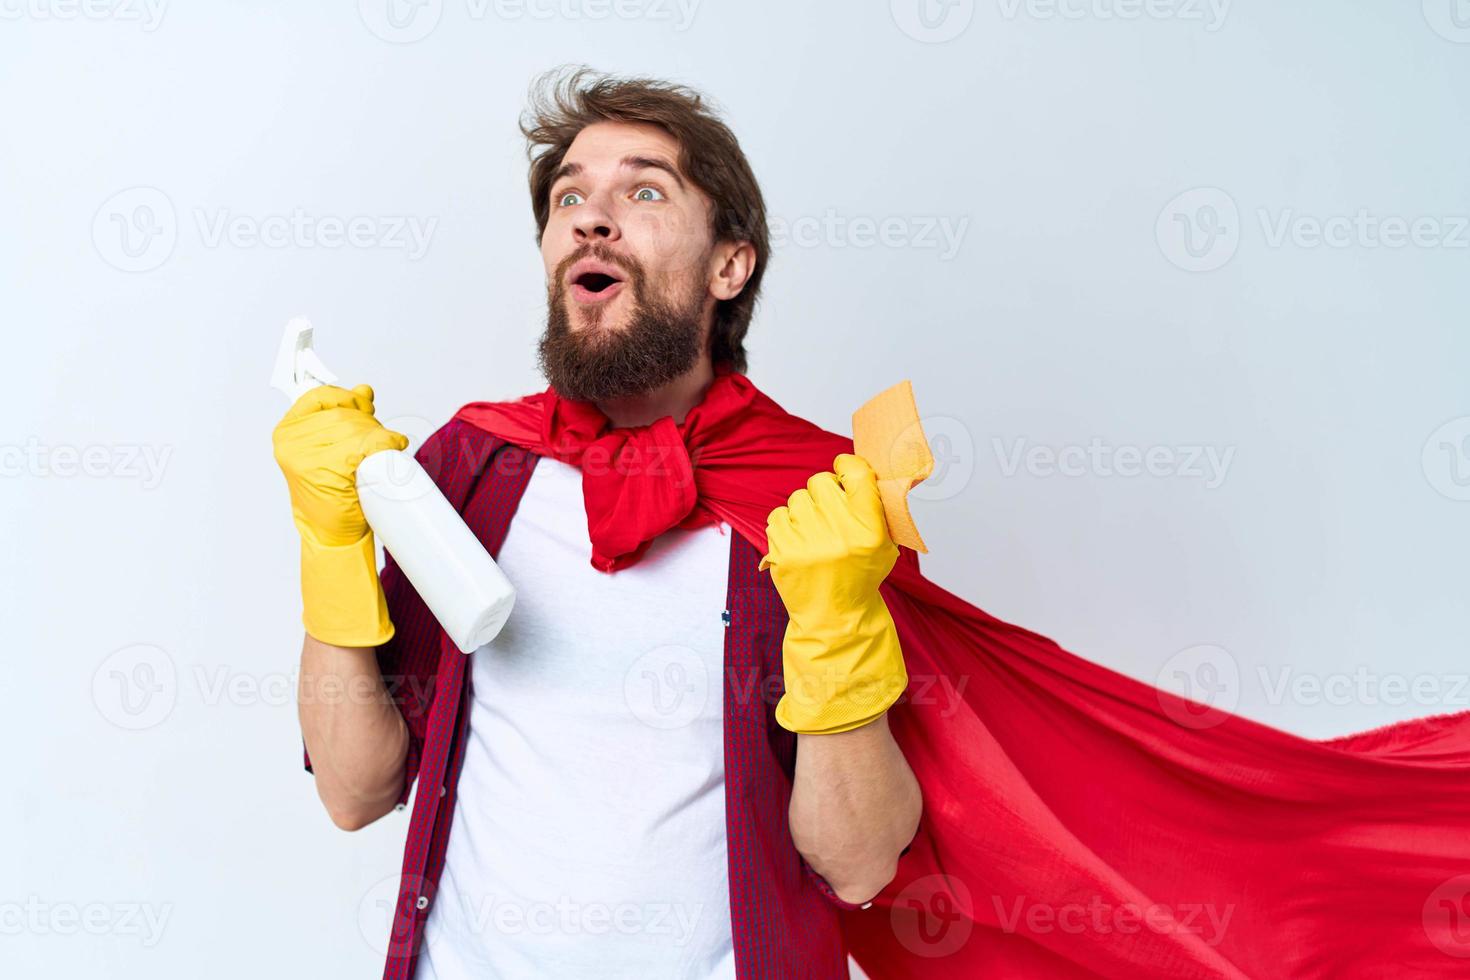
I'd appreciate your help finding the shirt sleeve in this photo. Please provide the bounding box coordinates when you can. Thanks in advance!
[800,856,869,911]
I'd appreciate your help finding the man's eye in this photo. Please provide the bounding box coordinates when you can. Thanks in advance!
[557,191,583,207]
[633,186,665,202]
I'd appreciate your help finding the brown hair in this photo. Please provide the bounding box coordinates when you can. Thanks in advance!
[521,65,769,374]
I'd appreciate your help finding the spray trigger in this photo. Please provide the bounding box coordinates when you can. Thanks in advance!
[270,316,340,402]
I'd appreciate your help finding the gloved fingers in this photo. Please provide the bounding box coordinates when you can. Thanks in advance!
[759,504,792,571]
[349,383,376,415]
[833,453,888,533]
[344,425,410,467]
[805,468,848,516]
[786,484,819,527]
[281,384,366,422]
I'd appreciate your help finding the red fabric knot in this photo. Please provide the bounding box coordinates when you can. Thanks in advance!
[527,362,742,572]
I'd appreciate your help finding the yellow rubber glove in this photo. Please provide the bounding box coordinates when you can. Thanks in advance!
[758,453,908,735]
[271,383,409,648]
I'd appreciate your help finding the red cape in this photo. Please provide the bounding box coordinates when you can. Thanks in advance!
[454,365,1470,978]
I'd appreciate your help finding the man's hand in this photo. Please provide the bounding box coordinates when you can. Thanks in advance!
[759,453,908,734]
[272,384,408,648]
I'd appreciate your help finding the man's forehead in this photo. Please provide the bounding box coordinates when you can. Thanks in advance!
[560,121,683,175]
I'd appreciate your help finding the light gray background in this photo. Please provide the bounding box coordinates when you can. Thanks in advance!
[3,1,1468,976]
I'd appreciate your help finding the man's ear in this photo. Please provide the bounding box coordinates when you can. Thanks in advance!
[709,240,757,301]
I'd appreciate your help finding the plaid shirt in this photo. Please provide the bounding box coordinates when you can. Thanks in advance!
[304,418,861,979]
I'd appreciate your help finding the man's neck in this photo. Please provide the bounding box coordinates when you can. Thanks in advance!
[596,355,715,429]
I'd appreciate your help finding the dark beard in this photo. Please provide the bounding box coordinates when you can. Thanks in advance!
[537,246,708,404]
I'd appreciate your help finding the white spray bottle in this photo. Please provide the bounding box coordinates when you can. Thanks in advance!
[271,317,515,653]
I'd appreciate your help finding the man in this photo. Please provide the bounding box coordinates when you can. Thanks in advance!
[275,67,1470,980]
[273,67,922,979]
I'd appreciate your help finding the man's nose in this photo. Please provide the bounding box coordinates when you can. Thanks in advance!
[571,195,620,243]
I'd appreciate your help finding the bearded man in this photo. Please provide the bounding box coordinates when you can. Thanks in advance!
[273,66,1470,980]
[273,67,920,980]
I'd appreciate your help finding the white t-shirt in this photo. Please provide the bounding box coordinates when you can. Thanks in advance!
[416,454,738,980]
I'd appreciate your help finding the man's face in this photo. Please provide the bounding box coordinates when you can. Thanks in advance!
[537,121,717,403]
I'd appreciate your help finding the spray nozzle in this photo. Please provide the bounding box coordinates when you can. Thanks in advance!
[270,316,340,402]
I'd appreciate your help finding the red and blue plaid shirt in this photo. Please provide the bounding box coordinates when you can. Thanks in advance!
[304,418,862,979]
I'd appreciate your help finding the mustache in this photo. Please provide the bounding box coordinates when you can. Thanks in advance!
[555,245,644,292]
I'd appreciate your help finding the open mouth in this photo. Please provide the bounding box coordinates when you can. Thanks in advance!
[575,271,621,293]
[568,260,628,305]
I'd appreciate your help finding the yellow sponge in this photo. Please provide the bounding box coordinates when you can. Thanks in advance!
[851,379,933,554]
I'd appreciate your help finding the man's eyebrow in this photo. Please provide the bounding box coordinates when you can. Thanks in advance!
[548,155,686,192]
[621,155,686,190]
